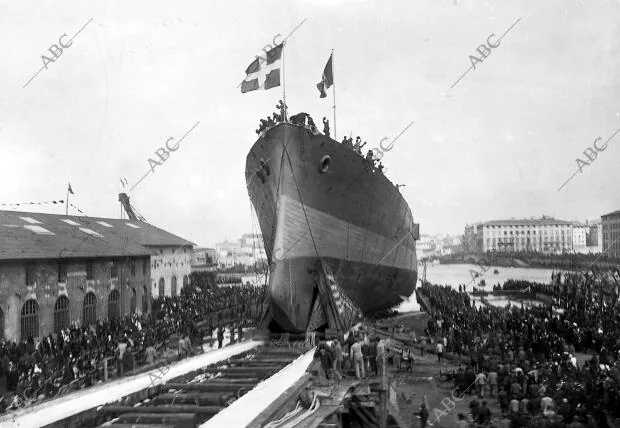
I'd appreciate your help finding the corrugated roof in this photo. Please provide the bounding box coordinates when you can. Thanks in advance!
[482,218,572,226]
[0,210,193,261]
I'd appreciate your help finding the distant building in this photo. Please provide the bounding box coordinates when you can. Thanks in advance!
[416,234,460,259]
[479,217,573,253]
[602,210,620,257]
[191,247,218,272]
[0,210,192,341]
[463,223,483,253]
[585,218,603,251]
[416,235,437,260]
[572,223,589,253]
[215,233,267,267]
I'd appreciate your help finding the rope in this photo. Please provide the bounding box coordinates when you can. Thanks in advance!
[264,395,321,428]
[281,144,320,260]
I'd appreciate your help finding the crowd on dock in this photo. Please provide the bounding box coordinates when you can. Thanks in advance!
[0,283,266,413]
[417,269,620,427]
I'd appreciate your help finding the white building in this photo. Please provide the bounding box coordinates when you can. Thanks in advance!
[572,223,589,253]
[215,234,267,267]
[602,210,620,258]
[150,245,193,298]
[480,217,573,253]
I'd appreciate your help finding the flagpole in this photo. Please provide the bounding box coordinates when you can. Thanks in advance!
[332,49,337,140]
[282,42,287,121]
[66,186,69,215]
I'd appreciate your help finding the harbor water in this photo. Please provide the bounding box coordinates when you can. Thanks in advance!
[398,263,556,312]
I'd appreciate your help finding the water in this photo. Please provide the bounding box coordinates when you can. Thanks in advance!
[397,263,556,312]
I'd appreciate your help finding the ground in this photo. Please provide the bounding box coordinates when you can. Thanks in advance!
[380,311,500,428]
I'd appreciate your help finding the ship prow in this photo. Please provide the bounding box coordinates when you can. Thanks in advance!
[246,122,418,332]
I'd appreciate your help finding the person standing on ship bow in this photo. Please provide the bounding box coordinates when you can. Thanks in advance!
[323,117,330,136]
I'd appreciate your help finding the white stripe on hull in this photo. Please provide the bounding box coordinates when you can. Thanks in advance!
[272,195,415,270]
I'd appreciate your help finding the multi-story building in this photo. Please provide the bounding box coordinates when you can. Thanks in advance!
[479,217,573,253]
[572,222,589,253]
[215,234,267,267]
[602,210,620,257]
[191,247,218,272]
[463,223,483,253]
[0,210,192,341]
[585,219,603,252]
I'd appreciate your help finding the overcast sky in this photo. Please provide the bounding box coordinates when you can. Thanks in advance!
[1,0,619,247]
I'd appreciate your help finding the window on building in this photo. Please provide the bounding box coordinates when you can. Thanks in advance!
[20,299,39,340]
[158,278,165,298]
[142,285,148,313]
[86,261,94,280]
[183,275,189,288]
[83,292,97,326]
[25,265,35,286]
[108,290,120,320]
[110,261,118,279]
[130,288,137,314]
[53,296,70,332]
[142,259,148,276]
[171,276,177,297]
[130,259,136,276]
[58,263,67,283]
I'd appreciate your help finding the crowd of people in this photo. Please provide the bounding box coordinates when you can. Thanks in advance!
[417,271,620,427]
[254,102,387,173]
[0,283,267,414]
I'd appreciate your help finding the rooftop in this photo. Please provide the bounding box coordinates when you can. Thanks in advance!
[0,210,193,261]
[483,218,572,227]
[602,210,620,218]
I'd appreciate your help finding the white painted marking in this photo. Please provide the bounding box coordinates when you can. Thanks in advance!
[126,223,140,229]
[96,221,114,228]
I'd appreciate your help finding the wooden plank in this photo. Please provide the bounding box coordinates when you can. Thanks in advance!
[98,425,175,428]
[165,382,255,392]
[116,413,197,428]
[102,405,221,414]
[206,377,259,384]
[202,366,281,374]
[152,393,233,406]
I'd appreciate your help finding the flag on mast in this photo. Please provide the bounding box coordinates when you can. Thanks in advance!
[316,53,333,98]
[68,183,74,195]
[241,43,284,93]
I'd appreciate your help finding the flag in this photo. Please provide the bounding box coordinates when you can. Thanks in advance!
[68,183,74,194]
[241,43,284,93]
[316,53,333,98]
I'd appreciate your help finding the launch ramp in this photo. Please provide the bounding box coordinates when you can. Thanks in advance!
[307,261,362,335]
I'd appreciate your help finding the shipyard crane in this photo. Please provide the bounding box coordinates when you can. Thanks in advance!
[118,192,147,222]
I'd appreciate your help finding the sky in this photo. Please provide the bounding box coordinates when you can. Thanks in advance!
[1,0,619,248]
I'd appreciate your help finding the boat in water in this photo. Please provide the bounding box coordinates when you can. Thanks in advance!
[246,120,419,332]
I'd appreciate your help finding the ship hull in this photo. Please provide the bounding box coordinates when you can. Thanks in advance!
[246,123,418,332]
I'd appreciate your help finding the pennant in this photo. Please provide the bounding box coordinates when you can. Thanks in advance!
[316,53,333,98]
[241,43,284,93]
[68,183,74,194]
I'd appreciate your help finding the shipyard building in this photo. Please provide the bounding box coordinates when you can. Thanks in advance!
[602,210,620,257]
[0,210,193,342]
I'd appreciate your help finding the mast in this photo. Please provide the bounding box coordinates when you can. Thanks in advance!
[282,42,286,119]
[332,49,337,140]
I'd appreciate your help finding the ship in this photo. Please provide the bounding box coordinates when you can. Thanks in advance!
[246,121,419,332]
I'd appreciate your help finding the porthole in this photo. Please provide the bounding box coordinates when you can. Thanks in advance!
[319,155,331,173]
